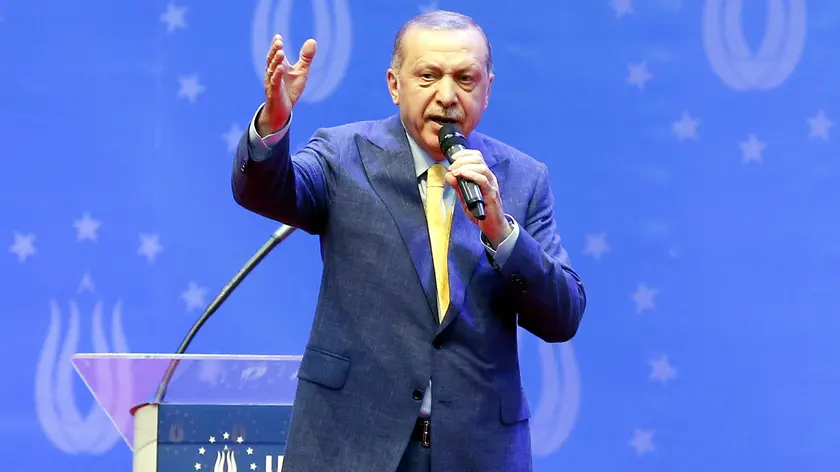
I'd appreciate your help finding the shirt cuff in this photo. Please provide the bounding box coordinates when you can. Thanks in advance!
[248,103,292,152]
[481,214,519,268]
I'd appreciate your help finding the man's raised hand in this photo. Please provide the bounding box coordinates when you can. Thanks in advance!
[257,34,317,136]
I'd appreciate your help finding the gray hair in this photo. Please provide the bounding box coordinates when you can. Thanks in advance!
[390,10,493,74]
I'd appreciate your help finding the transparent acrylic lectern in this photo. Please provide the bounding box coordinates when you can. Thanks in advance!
[72,353,302,472]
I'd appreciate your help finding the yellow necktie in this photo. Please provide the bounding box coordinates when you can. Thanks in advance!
[425,163,452,322]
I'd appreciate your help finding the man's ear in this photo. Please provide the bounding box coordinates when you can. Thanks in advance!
[484,72,494,109]
[386,69,400,105]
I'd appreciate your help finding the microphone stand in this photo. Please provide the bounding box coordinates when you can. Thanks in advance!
[145,224,297,407]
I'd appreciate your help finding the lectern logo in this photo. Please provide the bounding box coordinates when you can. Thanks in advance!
[34,296,132,454]
[702,0,806,90]
[195,432,284,471]
[250,0,353,103]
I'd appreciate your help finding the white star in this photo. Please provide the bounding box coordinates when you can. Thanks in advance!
[160,3,187,33]
[209,436,216,443]
[419,0,438,12]
[198,447,206,455]
[73,212,101,242]
[178,75,205,103]
[626,61,652,89]
[138,233,163,263]
[672,112,699,140]
[808,110,834,141]
[182,281,208,311]
[223,432,230,440]
[632,283,657,313]
[236,436,244,443]
[247,447,254,455]
[194,463,202,470]
[79,272,95,294]
[649,354,676,384]
[222,124,243,152]
[583,233,611,260]
[610,0,634,17]
[250,464,257,471]
[629,429,655,455]
[739,134,766,164]
[9,232,36,263]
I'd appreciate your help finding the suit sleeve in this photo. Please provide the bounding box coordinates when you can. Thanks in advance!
[490,163,587,343]
[231,109,336,235]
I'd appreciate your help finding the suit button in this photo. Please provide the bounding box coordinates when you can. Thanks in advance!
[510,274,527,291]
[412,389,424,400]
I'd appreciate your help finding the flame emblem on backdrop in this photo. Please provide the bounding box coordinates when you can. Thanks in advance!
[251,0,353,103]
[702,0,806,91]
[518,329,581,456]
[34,298,133,454]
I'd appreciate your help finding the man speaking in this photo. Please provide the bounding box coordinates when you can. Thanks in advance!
[231,9,587,472]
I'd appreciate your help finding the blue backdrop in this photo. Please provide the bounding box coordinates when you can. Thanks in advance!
[2,0,838,470]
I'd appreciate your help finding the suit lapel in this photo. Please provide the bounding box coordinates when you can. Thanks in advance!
[358,116,509,330]
[357,116,439,319]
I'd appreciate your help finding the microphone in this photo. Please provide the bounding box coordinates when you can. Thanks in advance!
[438,123,486,220]
[146,224,297,406]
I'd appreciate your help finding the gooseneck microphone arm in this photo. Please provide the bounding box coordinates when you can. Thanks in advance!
[149,224,297,405]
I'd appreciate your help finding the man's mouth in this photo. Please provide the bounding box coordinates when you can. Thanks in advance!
[428,116,457,125]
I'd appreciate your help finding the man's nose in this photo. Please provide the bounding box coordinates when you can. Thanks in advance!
[435,77,458,107]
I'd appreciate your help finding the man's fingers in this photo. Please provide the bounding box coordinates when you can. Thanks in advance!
[293,39,317,71]
[451,169,491,189]
[265,35,283,68]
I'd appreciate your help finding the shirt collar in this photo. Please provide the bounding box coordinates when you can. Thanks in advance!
[402,121,449,179]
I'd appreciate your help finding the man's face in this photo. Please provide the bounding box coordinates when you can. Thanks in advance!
[387,26,494,160]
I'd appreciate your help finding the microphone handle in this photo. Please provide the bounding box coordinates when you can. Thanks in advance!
[446,144,486,220]
[150,224,297,404]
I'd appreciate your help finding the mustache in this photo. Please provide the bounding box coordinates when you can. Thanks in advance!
[426,109,464,121]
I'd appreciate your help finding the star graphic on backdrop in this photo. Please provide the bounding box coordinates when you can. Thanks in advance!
[138,233,163,263]
[223,432,230,440]
[182,281,208,311]
[583,233,611,260]
[250,464,257,471]
[160,3,186,32]
[222,124,243,152]
[209,436,216,443]
[9,232,36,263]
[632,283,657,313]
[629,429,655,455]
[78,272,95,293]
[610,0,634,17]
[246,447,254,454]
[672,112,699,140]
[198,447,206,455]
[419,0,438,12]
[649,354,676,384]
[626,61,652,89]
[808,110,834,141]
[178,75,205,103]
[194,463,201,470]
[73,212,101,242]
[739,134,766,164]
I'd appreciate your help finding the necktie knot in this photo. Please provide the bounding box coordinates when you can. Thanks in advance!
[427,163,446,188]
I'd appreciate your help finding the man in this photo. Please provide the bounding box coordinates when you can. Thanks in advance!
[231,10,586,472]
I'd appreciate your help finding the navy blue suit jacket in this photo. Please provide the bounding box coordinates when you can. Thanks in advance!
[231,114,586,471]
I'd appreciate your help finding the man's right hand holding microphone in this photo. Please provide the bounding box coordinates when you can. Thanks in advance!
[257,34,317,137]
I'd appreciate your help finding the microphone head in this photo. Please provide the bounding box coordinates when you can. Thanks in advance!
[438,123,467,156]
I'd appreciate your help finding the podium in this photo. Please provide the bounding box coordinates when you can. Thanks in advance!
[72,353,301,472]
